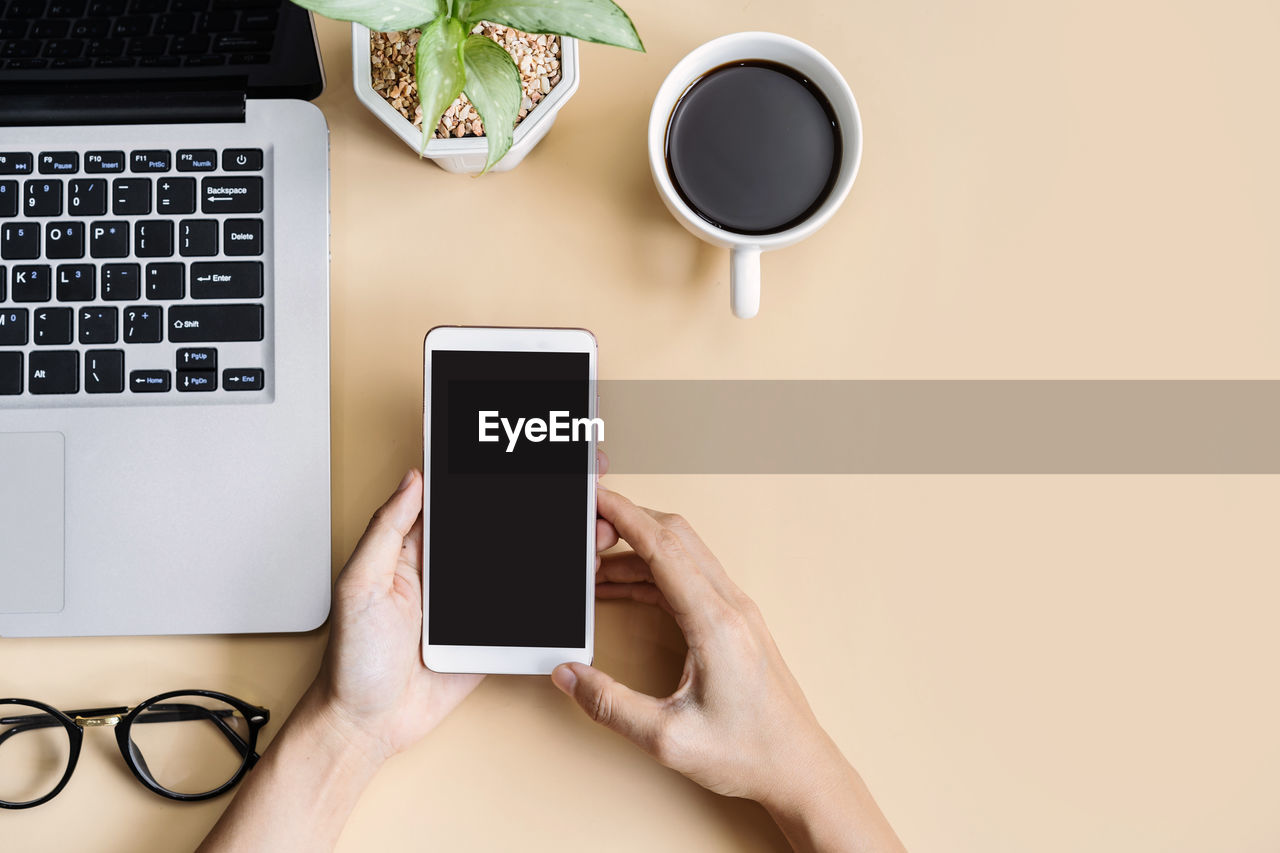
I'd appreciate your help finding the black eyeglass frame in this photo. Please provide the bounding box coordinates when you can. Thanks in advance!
[0,689,270,809]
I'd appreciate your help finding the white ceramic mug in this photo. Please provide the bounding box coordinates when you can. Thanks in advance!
[648,33,863,319]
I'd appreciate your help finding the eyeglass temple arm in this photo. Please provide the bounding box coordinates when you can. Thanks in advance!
[1,704,264,761]
[0,706,131,745]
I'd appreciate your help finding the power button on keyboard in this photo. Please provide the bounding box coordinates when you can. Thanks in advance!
[223,149,263,172]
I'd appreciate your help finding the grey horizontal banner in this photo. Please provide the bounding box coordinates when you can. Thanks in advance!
[595,381,1280,474]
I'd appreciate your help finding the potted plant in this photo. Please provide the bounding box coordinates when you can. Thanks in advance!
[292,0,644,174]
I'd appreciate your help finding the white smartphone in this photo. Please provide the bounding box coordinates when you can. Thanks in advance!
[421,326,599,674]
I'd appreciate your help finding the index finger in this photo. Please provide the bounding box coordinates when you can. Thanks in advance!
[595,488,716,619]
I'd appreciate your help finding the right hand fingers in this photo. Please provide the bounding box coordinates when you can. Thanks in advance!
[551,662,666,751]
[595,488,718,620]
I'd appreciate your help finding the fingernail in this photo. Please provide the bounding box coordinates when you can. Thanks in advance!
[396,470,415,493]
[551,665,577,693]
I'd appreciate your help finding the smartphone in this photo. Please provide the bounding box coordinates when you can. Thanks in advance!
[421,326,599,674]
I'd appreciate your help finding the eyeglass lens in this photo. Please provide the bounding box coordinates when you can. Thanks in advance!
[0,703,71,806]
[127,695,251,796]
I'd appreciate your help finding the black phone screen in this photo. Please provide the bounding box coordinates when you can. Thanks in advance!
[427,350,591,648]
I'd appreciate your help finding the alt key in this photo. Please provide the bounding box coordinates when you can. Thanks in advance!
[223,368,263,391]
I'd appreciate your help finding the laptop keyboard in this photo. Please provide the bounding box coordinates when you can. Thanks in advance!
[0,145,270,401]
[0,0,280,71]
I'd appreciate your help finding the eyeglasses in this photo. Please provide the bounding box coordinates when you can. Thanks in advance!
[0,690,269,809]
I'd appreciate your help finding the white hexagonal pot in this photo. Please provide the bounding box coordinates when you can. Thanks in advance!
[352,23,580,174]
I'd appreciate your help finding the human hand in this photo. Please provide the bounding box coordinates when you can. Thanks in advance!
[553,489,904,852]
[304,469,483,762]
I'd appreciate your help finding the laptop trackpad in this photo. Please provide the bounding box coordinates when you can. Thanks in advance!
[0,432,65,614]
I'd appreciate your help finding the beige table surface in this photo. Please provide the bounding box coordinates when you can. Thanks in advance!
[5,1,1280,850]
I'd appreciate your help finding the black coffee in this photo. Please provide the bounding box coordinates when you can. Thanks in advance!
[665,60,842,236]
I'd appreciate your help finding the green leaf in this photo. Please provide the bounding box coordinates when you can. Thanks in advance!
[290,0,445,32]
[415,16,467,153]
[461,34,522,173]
[462,0,643,51]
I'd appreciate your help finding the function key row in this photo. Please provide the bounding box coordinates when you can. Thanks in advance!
[0,149,262,175]
[0,349,264,396]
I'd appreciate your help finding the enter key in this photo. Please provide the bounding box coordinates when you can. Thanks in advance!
[190,261,263,299]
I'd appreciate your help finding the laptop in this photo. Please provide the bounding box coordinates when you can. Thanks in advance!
[0,0,331,637]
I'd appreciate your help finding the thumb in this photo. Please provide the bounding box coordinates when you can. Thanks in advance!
[552,663,666,749]
[345,470,422,585]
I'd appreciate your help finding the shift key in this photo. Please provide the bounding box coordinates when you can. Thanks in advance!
[190,261,263,299]
[169,304,263,342]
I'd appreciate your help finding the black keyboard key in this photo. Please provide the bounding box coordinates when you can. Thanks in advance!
[123,305,162,342]
[170,0,207,10]
[101,263,140,300]
[156,177,195,214]
[222,148,262,171]
[89,220,128,257]
[2,40,41,58]
[195,9,234,32]
[56,263,94,300]
[201,176,261,213]
[171,33,208,54]
[223,218,262,256]
[184,54,224,66]
[0,267,4,301]
[32,19,71,38]
[0,351,21,394]
[84,348,124,393]
[145,262,183,299]
[1,221,40,258]
[0,180,16,216]
[129,368,169,392]
[0,308,28,346]
[176,149,216,171]
[156,11,195,34]
[213,32,272,52]
[177,369,216,391]
[44,38,84,58]
[33,307,73,345]
[8,0,49,13]
[29,350,78,394]
[112,15,151,37]
[70,18,110,38]
[78,306,117,344]
[6,58,49,69]
[94,56,135,67]
[179,219,217,256]
[50,58,92,69]
[11,265,50,301]
[49,0,88,15]
[37,152,78,174]
[0,21,29,39]
[168,304,262,342]
[130,0,164,12]
[135,220,173,257]
[24,179,62,216]
[86,38,125,57]
[88,0,126,14]
[112,177,151,214]
[190,261,261,299]
[177,347,215,369]
[126,35,168,56]
[68,178,107,215]
[239,9,277,30]
[130,149,170,172]
[0,153,34,175]
[222,367,263,391]
[45,221,84,258]
[85,150,125,173]
[138,55,181,67]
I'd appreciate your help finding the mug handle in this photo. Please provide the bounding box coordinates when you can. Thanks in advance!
[730,245,761,319]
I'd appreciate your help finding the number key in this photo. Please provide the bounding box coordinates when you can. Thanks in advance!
[0,180,16,217]
[1,221,40,259]
[24,179,62,216]
[0,309,29,346]
[68,178,107,216]
[11,265,51,302]
[56,264,95,301]
[123,305,162,343]
[45,221,85,259]
[89,221,129,257]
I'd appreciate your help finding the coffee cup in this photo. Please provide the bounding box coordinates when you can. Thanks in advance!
[647,32,863,319]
